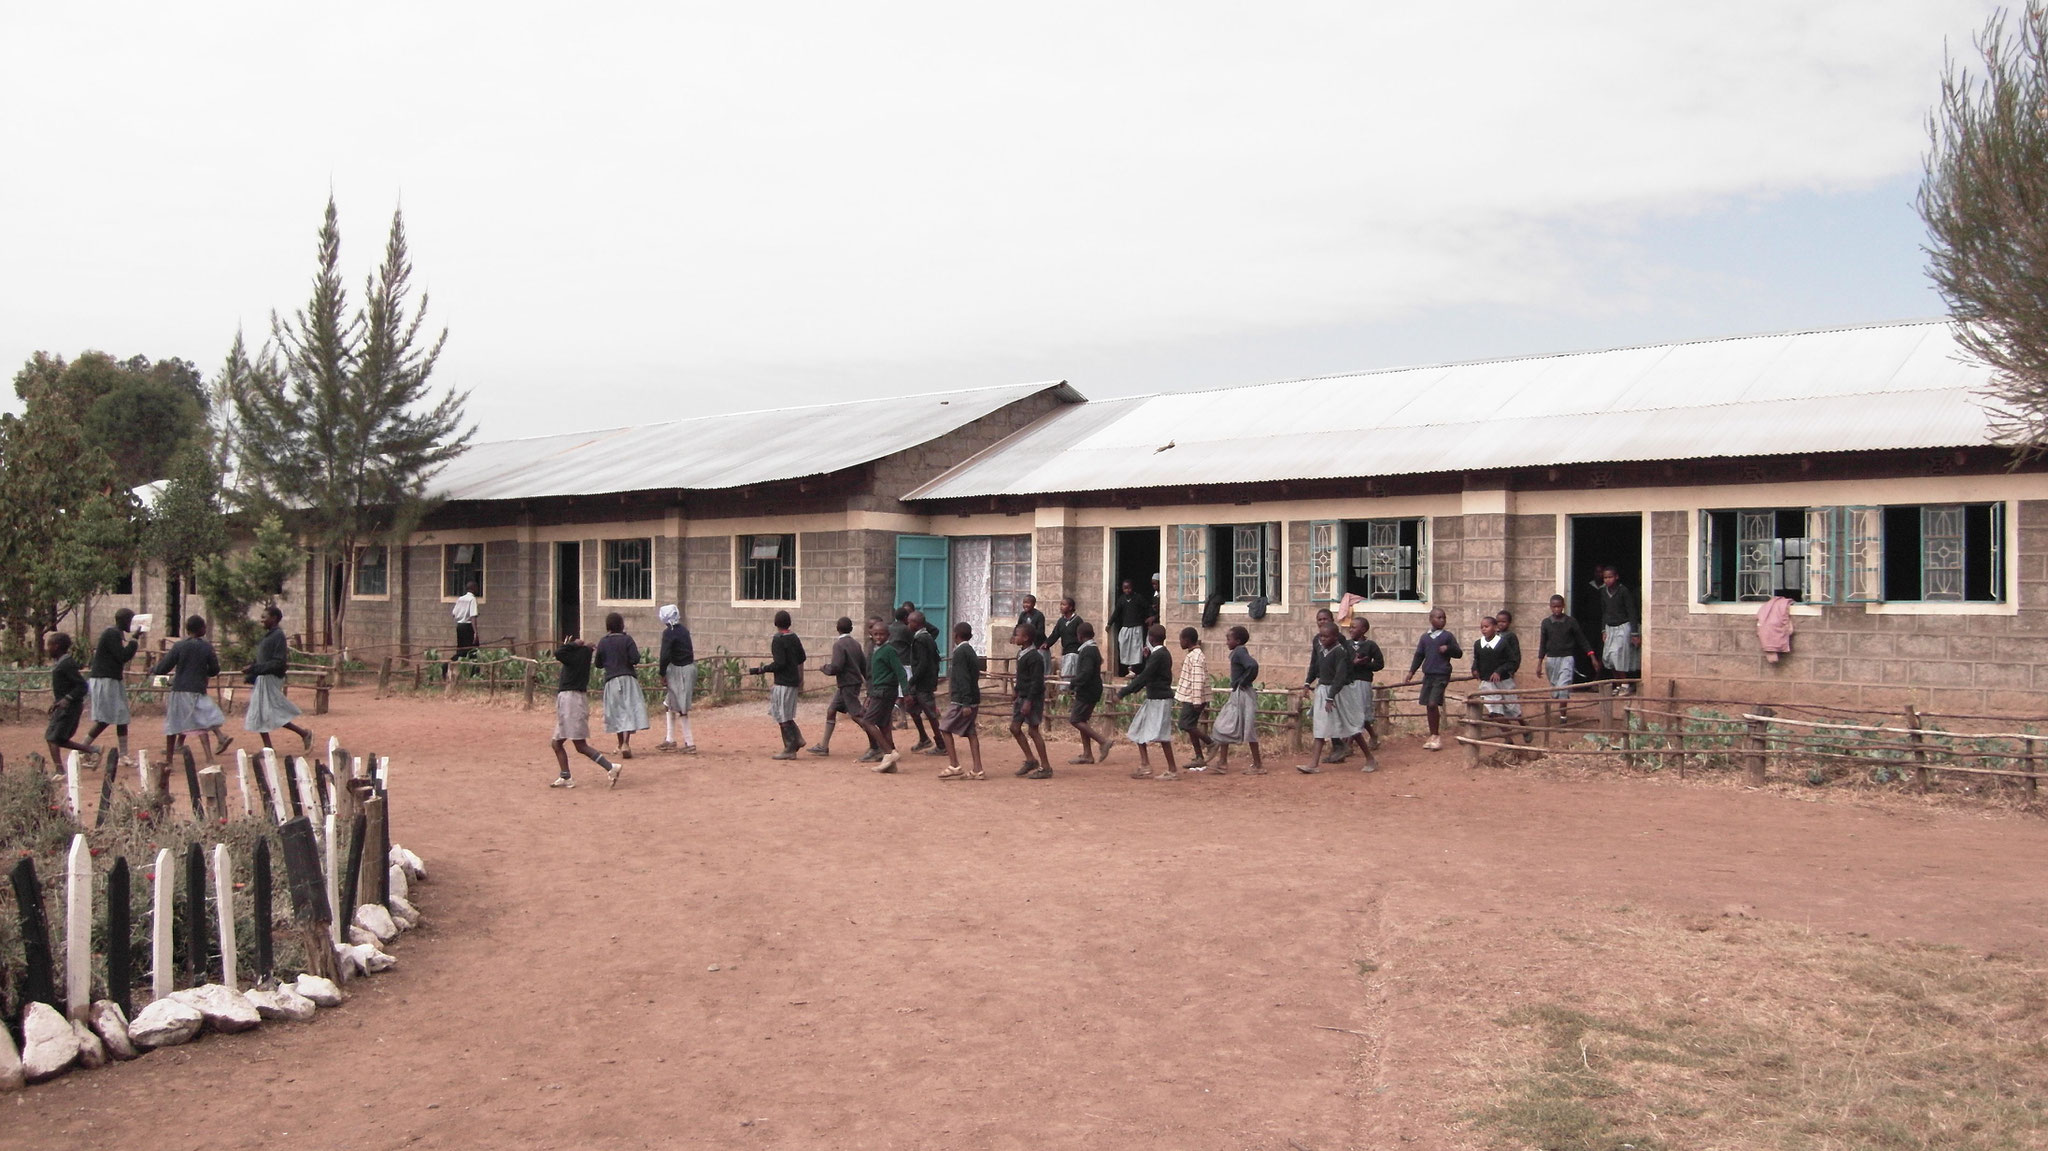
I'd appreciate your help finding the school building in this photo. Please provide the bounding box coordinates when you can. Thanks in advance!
[109,319,2048,714]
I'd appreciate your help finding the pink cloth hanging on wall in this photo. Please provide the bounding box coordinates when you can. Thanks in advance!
[1756,596,1795,662]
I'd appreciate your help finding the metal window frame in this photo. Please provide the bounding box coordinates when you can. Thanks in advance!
[1175,524,1207,604]
[1308,520,1340,602]
[603,537,654,602]
[736,533,797,602]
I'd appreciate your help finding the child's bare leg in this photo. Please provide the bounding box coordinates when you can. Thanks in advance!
[944,730,962,769]
[551,738,573,776]
[1157,742,1179,778]
[1425,706,1441,736]
[966,729,984,775]
[1297,738,1326,773]
[1027,725,1050,768]
[1247,738,1264,772]
[1132,743,1153,777]
[1010,720,1034,765]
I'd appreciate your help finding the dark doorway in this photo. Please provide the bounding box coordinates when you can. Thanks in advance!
[1112,527,1161,609]
[1570,514,1643,681]
[166,574,184,637]
[554,542,581,642]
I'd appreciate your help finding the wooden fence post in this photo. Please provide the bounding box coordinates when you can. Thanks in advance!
[1461,697,1484,769]
[252,838,273,985]
[277,817,339,982]
[107,857,132,1019]
[10,858,56,1010]
[65,835,91,1018]
[181,746,204,819]
[414,659,427,691]
[94,744,119,828]
[358,795,388,911]
[151,848,175,1001]
[1598,693,1615,733]
[487,658,498,701]
[1620,702,1638,771]
[198,766,227,823]
[1744,705,1774,786]
[64,750,81,820]
[183,841,206,987]
[212,843,236,990]
[377,656,393,698]
[523,660,537,710]
[1664,679,1682,777]
[314,674,331,716]
[1905,705,1930,793]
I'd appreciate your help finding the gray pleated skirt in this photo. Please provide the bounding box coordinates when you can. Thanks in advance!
[1312,683,1364,740]
[1602,624,1639,674]
[1126,697,1174,744]
[767,683,799,723]
[1346,679,1377,724]
[553,691,591,741]
[88,677,130,725]
[604,676,649,733]
[164,690,226,735]
[664,663,697,714]
[1116,627,1145,668]
[244,675,303,732]
[1210,687,1258,745]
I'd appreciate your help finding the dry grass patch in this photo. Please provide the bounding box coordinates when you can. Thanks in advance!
[1461,913,2048,1151]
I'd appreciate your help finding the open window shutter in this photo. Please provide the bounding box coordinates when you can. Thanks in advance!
[1921,505,1967,601]
[1844,507,1883,602]
[1991,502,2007,601]
[1804,507,1837,604]
[1735,511,1773,601]
[1697,511,1716,602]
[1308,520,1339,602]
[1176,525,1206,604]
[1411,519,1430,600]
[1264,521,1281,602]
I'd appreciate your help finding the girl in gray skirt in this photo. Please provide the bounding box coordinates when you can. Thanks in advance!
[656,604,697,754]
[1117,624,1179,779]
[1209,626,1264,775]
[151,615,231,762]
[244,606,314,751]
[595,612,648,759]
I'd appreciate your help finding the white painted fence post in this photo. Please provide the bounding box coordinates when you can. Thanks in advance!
[324,811,341,946]
[64,751,81,819]
[65,835,90,1019]
[137,748,157,802]
[235,749,254,817]
[151,848,174,1000]
[261,748,290,823]
[212,844,236,990]
[293,755,322,820]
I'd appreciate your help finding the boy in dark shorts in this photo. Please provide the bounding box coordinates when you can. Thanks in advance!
[1066,621,1113,764]
[861,619,904,773]
[44,633,97,770]
[1399,607,1462,751]
[937,622,985,780]
[811,616,872,759]
[549,634,621,789]
[1010,623,1052,778]
[908,611,945,755]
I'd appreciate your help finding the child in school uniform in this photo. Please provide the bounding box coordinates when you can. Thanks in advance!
[861,618,905,773]
[1301,607,1350,764]
[937,622,985,780]
[1009,623,1053,778]
[908,611,945,755]
[596,612,647,759]
[751,610,807,760]
[1209,625,1263,775]
[1300,619,1361,773]
[152,615,231,763]
[1472,613,1531,743]
[83,608,141,766]
[810,616,872,759]
[44,633,96,770]
[1118,624,1180,779]
[1112,578,1148,675]
[1016,595,1047,649]
[1537,594,1601,722]
[1065,621,1114,764]
[1346,617,1385,770]
[656,604,698,754]
[244,605,315,752]
[549,633,621,788]
[1173,627,1215,769]
[1049,597,1084,666]
[1399,607,1462,751]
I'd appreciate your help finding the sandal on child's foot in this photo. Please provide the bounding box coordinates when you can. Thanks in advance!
[1014,760,1039,777]
[937,765,966,780]
[1295,764,1322,774]
[1129,768,1154,779]
[968,770,987,780]
[1157,770,1181,780]
[1067,755,1095,765]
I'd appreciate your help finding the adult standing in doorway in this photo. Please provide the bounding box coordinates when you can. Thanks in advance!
[452,578,480,676]
[1598,565,1641,695]
[1112,578,1148,676]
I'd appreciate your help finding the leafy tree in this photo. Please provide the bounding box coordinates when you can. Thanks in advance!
[0,370,131,648]
[236,198,472,649]
[197,514,303,663]
[34,493,138,641]
[1920,1,2048,456]
[12,351,207,488]
[143,441,229,601]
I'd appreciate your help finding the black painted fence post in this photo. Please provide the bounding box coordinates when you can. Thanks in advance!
[107,857,131,1018]
[253,837,273,984]
[183,841,206,986]
[9,857,57,1011]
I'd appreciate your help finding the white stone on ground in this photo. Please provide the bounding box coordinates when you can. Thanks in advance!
[364,948,397,973]
[126,998,204,1048]
[71,1020,106,1070]
[390,894,420,928]
[21,1004,79,1082]
[0,1024,21,1091]
[347,925,381,948]
[89,1001,138,1060]
[388,863,409,901]
[169,984,262,1034]
[354,903,399,942]
[391,845,426,881]
[244,986,317,1023]
[291,975,345,1007]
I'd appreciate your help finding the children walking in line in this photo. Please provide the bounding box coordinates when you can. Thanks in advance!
[1299,619,1361,773]
[1538,594,1600,722]
[44,633,96,770]
[596,612,647,759]
[1346,617,1385,770]
[937,622,985,780]
[1399,608,1462,751]
[83,608,141,766]
[1472,613,1531,742]
[1010,623,1052,778]
[908,611,945,755]
[1209,625,1264,774]
[752,610,807,760]
[656,604,698,754]
[1066,621,1114,764]
[1118,624,1179,779]
[811,616,872,759]
[862,618,905,773]
[548,633,620,789]
[1173,627,1214,769]
[152,615,231,763]
[244,605,315,752]
[1302,607,1350,764]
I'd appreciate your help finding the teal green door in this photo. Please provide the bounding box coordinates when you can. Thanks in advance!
[895,535,950,658]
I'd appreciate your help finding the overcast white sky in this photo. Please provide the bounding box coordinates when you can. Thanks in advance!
[0,2,1995,440]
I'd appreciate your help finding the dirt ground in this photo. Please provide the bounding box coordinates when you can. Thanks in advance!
[4,687,2046,1151]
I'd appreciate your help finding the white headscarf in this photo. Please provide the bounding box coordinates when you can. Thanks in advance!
[658,604,681,627]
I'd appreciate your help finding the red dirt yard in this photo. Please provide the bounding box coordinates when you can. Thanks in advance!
[4,687,2046,1151]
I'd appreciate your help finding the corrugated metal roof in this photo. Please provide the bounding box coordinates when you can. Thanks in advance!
[906,321,1998,500]
[432,381,1080,501]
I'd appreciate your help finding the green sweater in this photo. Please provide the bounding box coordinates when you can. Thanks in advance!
[869,643,905,694]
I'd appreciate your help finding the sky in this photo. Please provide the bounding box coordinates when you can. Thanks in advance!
[0,2,1998,440]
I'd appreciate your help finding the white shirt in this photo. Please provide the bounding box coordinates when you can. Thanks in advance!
[452,592,478,625]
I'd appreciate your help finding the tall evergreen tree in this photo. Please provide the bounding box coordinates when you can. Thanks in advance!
[235,197,472,648]
[1920,1,2048,457]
